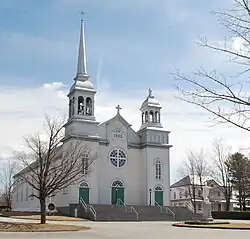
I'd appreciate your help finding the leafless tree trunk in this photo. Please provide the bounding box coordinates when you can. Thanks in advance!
[14,114,96,224]
[211,138,232,211]
[174,0,250,132]
[180,150,210,213]
[0,159,19,210]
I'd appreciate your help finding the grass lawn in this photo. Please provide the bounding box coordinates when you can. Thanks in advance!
[0,211,84,221]
[0,222,90,232]
[9,215,85,221]
[173,222,250,230]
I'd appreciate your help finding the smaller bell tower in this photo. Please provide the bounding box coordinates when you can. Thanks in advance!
[64,13,99,138]
[140,88,162,130]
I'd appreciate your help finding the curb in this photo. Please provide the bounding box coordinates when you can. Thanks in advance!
[172,223,250,230]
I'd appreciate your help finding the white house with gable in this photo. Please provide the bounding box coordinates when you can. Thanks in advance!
[170,175,236,211]
[12,16,173,212]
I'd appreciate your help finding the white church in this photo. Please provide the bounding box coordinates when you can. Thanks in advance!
[12,17,172,212]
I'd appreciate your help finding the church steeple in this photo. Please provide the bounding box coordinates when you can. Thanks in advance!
[67,14,96,122]
[77,12,88,76]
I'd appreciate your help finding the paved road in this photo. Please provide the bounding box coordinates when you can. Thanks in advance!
[0,219,250,239]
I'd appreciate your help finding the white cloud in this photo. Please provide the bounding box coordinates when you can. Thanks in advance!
[43,82,66,90]
[1,80,250,182]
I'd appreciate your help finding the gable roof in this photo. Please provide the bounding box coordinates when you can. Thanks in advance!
[170,176,191,188]
[99,112,138,135]
[171,175,216,188]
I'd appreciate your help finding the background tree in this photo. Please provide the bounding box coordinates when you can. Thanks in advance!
[174,0,250,132]
[180,149,210,213]
[210,138,232,211]
[0,159,19,210]
[227,152,250,211]
[14,115,96,224]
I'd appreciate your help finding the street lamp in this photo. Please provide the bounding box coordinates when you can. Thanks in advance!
[115,188,118,205]
[149,188,152,206]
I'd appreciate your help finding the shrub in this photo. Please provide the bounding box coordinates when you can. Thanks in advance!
[212,211,250,220]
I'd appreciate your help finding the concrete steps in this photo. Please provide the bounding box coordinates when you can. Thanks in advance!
[91,204,137,221]
[73,203,194,221]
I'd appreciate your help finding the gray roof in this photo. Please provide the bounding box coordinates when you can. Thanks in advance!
[170,175,191,188]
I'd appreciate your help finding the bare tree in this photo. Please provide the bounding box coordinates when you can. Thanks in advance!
[180,149,210,213]
[0,159,19,210]
[174,0,250,132]
[14,115,96,224]
[210,138,232,211]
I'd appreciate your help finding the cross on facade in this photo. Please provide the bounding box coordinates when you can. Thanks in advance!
[116,104,122,114]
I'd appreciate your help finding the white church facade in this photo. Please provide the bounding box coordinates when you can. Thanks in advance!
[12,17,172,212]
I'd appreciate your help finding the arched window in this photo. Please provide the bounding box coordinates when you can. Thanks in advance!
[141,112,144,124]
[149,111,154,122]
[109,149,127,168]
[154,185,163,191]
[155,159,162,180]
[145,111,148,122]
[86,97,92,115]
[69,99,72,117]
[80,182,89,188]
[112,180,124,188]
[78,96,84,115]
[155,111,159,123]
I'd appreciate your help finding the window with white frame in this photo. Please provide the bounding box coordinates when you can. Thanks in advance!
[63,187,68,195]
[20,180,23,201]
[179,191,182,198]
[82,153,89,174]
[155,159,162,180]
[25,183,29,201]
[174,192,176,199]
[31,177,34,200]
[16,180,19,201]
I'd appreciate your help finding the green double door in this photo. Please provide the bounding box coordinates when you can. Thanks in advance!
[111,187,124,205]
[79,187,89,204]
[155,190,163,206]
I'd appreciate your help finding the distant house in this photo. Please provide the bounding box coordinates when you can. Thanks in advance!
[170,175,237,212]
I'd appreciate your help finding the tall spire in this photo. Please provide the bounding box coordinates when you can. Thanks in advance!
[77,12,87,76]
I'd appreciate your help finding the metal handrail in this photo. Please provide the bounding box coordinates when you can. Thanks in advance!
[185,202,203,214]
[165,206,175,220]
[185,202,194,212]
[118,199,127,212]
[155,201,163,212]
[79,197,96,220]
[89,205,97,220]
[79,197,87,211]
[130,206,139,221]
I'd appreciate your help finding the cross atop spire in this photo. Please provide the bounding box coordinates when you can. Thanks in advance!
[76,11,88,76]
[81,11,85,21]
[148,88,153,97]
[116,104,122,114]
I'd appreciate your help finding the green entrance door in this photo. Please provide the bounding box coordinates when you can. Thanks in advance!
[79,182,90,204]
[111,187,124,205]
[111,180,124,205]
[154,186,163,206]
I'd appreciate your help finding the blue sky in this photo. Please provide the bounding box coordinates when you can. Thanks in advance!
[1,0,250,183]
[0,0,230,88]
